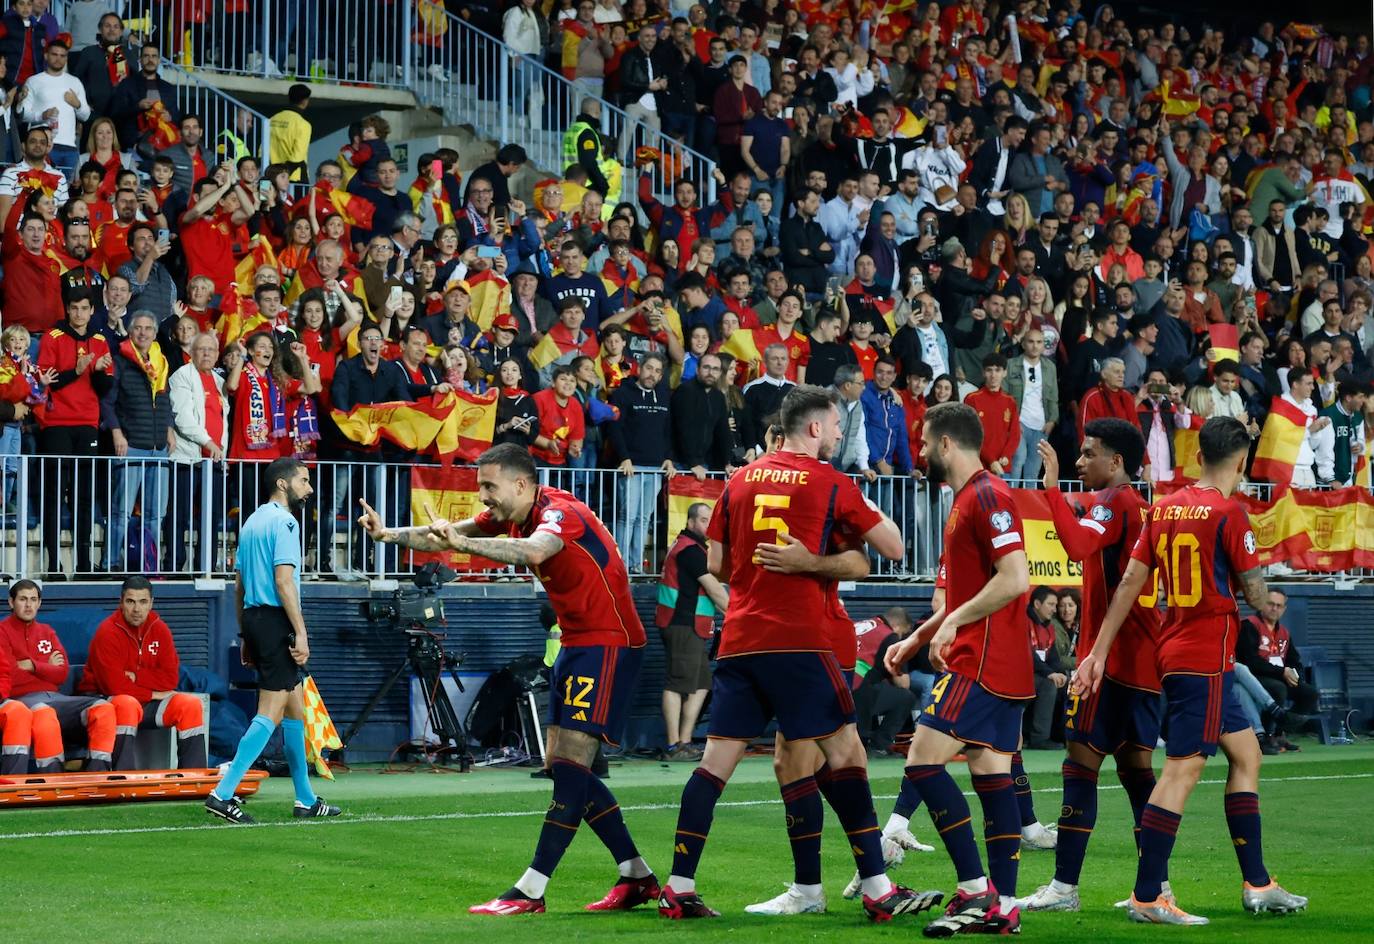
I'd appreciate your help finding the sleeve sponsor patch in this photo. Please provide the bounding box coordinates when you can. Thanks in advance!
[991,532,1022,548]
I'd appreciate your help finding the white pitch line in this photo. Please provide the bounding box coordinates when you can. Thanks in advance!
[1,771,1367,842]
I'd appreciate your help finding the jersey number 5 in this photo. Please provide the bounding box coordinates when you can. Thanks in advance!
[752,493,791,546]
[1137,533,1203,608]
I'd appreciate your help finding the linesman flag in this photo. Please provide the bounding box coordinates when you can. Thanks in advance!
[301,676,342,779]
[1251,396,1311,484]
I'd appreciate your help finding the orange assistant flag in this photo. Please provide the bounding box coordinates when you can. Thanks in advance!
[1208,323,1239,364]
[301,676,342,778]
[1172,412,1207,481]
[1251,396,1311,484]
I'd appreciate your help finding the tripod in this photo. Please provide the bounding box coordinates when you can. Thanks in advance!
[337,628,473,771]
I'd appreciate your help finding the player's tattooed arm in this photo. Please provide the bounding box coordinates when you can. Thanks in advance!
[448,530,564,567]
[1238,567,1269,611]
[357,499,453,551]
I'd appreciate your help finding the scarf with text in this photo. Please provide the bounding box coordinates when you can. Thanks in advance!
[243,361,286,450]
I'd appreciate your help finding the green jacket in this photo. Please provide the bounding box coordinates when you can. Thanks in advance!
[1247,167,1305,220]
[1319,401,1361,484]
[1004,355,1061,427]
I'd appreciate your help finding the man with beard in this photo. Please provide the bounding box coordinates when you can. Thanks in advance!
[359,444,657,916]
[206,458,340,824]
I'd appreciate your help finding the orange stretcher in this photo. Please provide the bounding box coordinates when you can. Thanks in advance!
[0,769,268,807]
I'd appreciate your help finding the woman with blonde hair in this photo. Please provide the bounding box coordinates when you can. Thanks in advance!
[79,117,136,199]
[1002,193,1033,246]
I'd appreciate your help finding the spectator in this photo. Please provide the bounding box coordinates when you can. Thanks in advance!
[1051,589,1080,664]
[655,500,727,760]
[17,36,89,182]
[862,356,911,475]
[395,325,452,402]
[1025,586,1069,749]
[1066,309,1120,401]
[354,159,412,249]
[1238,589,1320,730]
[1314,381,1368,486]
[180,170,249,299]
[166,331,229,573]
[742,344,793,451]
[1005,328,1059,482]
[1,212,64,336]
[493,357,540,448]
[1255,198,1301,295]
[37,286,112,577]
[608,353,673,573]
[1009,122,1069,219]
[670,351,733,475]
[804,308,856,388]
[542,240,616,332]
[70,13,135,138]
[76,576,207,769]
[715,354,754,469]
[0,124,68,222]
[156,114,211,195]
[463,143,526,208]
[0,0,47,89]
[741,90,790,207]
[1277,367,1325,488]
[118,223,177,323]
[1079,357,1137,441]
[561,0,613,99]
[1,578,118,771]
[967,350,1022,475]
[779,188,833,297]
[830,364,872,479]
[101,311,173,574]
[714,55,763,178]
[529,364,585,467]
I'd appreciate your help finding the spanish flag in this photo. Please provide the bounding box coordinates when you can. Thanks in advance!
[463,269,512,332]
[233,236,279,297]
[1157,79,1201,119]
[1171,412,1206,481]
[892,106,926,139]
[1240,485,1374,570]
[719,326,763,369]
[1208,323,1239,364]
[529,323,597,371]
[1251,396,1311,484]
[560,20,591,79]
[138,100,180,151]
[305,180,376,230]
[331,390,498,462]
[407,466,504,571]
[667,475,724,539]
[301,676,342,779]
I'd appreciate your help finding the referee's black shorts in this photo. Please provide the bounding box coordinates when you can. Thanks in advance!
[241,606,303,692]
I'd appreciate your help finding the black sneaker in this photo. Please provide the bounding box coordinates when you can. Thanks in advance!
[923,887,998,937]
[658,886,720,919]
[206,792,255,825]
[1260,701,1286,736]
[864,884,945,922]
[293,797,342,817]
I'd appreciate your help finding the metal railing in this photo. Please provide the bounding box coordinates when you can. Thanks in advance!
[135,0,411,87]
[3,455,1367,583]
[417,10,717,207]
[161,60,270,170]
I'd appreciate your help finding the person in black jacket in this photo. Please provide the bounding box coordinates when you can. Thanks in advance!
[670,351,733,475]
[933,237,999,321]
[100,311,173,574]
[794,45,837,111]
[107,43,179,156]
[1238,591,1320,719]
[1025,587,1070,749]
[70,13,138,139]
[493,357,540,448]
[607,353,674,572]
[394,325,451,401]
[618,25,673,159]
[967,116,1027,216]
[780,188,834,298]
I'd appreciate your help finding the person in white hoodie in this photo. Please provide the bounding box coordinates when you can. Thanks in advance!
[913,125,966,212]
[503,0,547,127]
[824,46,873,109]
[18,36,90,183]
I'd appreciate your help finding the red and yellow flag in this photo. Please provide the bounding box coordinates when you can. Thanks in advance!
[464,269,512,332]
[1208,323,1239,364]
[666,476,724,540]
[1251,396,1310,484]
[234,236,279,298]
[1238,486,1374,570]
[331,390,498,462]
[407,466,504,572]
[1171,412,1206,481]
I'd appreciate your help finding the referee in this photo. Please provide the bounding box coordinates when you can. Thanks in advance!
[206,458,340,825]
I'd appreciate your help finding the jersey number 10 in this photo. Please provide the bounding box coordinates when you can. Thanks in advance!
[1137,533,1203,608]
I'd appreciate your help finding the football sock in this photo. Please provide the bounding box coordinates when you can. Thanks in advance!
[582,771,642,869]
[821,765,888,889]
[813,761,839,809]
[213,713,275,801]
[892,772,924,819]
[780,776,824,886]
[1010,752,1037,826]
[1224,792,1271,887]
[668,767,725,890]
[1133,804,1182,902]
[1053,760,1099,886]
[972,772,1021,899]
[514,868,549,899]
[528,759,592,881]
[280,718,318,807]
[884,812,910,836]
[907,764,984,883]
[1117,766,1157,851]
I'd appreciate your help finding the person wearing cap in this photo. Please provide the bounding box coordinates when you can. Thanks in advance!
[17,34,89,183]
[269,83,312,184]
[713,53,763,179]
[423,281,484,351]
[483,312,538,389]
[509,260,557,344]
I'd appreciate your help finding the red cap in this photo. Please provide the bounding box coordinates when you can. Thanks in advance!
[492,313,518,332]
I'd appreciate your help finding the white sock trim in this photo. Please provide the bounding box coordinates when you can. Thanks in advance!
[618,856,651,879]
[860,875,893,900]
[515,868,550,899]
[666,875,696,894]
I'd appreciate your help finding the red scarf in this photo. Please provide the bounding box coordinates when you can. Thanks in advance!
[106,43,130,86]
[200,369,224,456]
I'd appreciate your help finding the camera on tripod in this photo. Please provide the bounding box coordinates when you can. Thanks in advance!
[361,562,454,632]
[338,562,472,771]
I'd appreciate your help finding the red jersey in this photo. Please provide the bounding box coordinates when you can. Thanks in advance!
[964,387,1020,469]
[77,611,181,702]
[474,487,645,648]
[752,326,810,382]
[38,324,114,427]
[709,450,882,658]
[941,470,1034,699]
[529,388,585,466]
[180,209,242,294]
[0,246,64,334]
[1045,484,1160,691]
[1129,484,1259,676]
[899,390,926,470]
[0,614,69,696]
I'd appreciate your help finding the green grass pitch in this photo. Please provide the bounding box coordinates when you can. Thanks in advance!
[3,743,1370,942]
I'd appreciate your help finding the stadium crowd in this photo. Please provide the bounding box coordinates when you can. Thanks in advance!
[0,2,1370,580]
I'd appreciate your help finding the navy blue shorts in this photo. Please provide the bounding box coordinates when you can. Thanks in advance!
[1161,671,1250,759]
[916,672,1024,754]
[1065,677,1163,756]
[709,651,856,741]
[548,645,644,747]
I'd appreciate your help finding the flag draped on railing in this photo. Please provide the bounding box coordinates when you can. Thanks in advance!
[331,390,498,462]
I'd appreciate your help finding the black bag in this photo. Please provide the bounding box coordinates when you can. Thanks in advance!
[465,655,546,748]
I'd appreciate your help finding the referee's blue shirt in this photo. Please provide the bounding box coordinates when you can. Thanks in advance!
[238,501,302,607]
